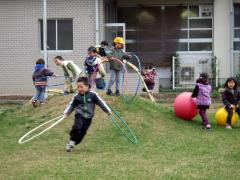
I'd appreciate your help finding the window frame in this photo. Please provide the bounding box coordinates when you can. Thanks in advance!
[39,19,73,52]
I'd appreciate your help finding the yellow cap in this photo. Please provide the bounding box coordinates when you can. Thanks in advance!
[113,37,125,44]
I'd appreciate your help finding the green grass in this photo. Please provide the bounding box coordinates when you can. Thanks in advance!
[0,95,240,179]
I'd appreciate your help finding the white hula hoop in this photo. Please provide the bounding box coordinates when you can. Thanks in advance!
[18,115,66,144]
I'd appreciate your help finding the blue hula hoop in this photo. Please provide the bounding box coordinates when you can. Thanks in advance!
[122,54,142,103]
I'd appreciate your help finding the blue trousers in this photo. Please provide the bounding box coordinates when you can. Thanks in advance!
[33,86,46,102]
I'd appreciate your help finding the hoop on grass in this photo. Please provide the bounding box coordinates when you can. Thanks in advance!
[18,115,66,144]
[108,105,139,144]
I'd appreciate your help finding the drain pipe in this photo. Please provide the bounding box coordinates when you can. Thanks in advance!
[95,0,100,45]
[230,0,234,76]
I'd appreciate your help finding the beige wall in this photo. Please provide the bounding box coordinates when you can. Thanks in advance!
[0,0,104,95]
[213,0,231,81]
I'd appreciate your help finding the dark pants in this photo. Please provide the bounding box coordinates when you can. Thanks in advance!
[225,107,240,125]
[70,115,92,145]
[199,109,210,126]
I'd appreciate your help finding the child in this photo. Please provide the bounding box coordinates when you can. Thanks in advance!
[64,77,111,152]
[32,58,56,107]
[85,46,106,89]
[141,65,157,92]
[54,56,83,94]
[98,40,109,57]
[222,77,240,129]
[192,73,212,129]
[106,37,132,96]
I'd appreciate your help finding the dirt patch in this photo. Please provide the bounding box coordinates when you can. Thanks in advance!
[0,95,32,104]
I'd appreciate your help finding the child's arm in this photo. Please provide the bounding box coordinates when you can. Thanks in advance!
[63,95,78,116]
[93,92,111,115]
[98,63,106,77]
[222,90,231,108]
[191,85,199,98]
[44,68,56,77]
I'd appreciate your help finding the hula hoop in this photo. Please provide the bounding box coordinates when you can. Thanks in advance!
[90,57,129,94]
[108,105,138,144]
[121,54,142,103]
[47,83,64,87]
[18,115,66,144]
[47,88,64,94]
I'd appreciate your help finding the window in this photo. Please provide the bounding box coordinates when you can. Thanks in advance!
[234,4,240,51]
[40,19,73,51]
[118,5,213,53]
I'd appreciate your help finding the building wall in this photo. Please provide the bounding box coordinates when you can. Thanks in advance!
[0,0,104,95]
[213,0,231,84]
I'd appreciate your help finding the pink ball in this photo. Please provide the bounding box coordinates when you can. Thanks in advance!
[173,92,198,120]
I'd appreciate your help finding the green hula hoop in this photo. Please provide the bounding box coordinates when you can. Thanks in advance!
[108,105,139,144]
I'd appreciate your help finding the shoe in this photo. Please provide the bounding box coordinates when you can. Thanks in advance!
[225,124,232,129]
[32,99,39,107]
[115,90,120,96]
[66,140,75,152]
[106,89,114,96]
[63,91,70,95]
[205,124,211,129]
[40,101,45,105]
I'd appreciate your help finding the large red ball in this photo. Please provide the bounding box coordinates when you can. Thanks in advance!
[173,92,198,120]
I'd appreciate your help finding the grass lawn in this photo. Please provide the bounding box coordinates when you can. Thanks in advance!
[0,95,240,180]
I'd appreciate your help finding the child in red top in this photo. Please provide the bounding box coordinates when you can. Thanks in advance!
[141,65,157,92]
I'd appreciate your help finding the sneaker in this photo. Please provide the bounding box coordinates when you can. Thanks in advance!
[66,140,75,152]
[225,124,232,129]
[40,101,45,105]
[115,90,120,96]
[205,124,211,129]
[106,89,114,96]
[32,99,39,107]
[63,91,69,95]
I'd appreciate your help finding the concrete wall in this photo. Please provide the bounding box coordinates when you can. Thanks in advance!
[213,0,231,83]
[0,0,104,95]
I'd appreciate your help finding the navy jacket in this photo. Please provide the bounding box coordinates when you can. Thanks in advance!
[64,91,111,119]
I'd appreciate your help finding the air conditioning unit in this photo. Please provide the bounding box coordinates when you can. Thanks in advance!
[179,66,195,85]
[199,5,213,17]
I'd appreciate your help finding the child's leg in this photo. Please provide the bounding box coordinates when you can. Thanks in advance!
[225,107,233,125]
[32,86,40,101]
[69,115,92,145]
[115,70,120,91]
[64,77,74,93]
[199,109,210,126]
[38,86,46,103]
[107,70,116,90]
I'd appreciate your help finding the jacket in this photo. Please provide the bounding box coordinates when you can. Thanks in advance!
[85,56,106,78]
[32,68,54,86]
[192,82,211,106]
[222,88,240,107]
[64,91,111,119]
[62,61,82,78]
[108,48,130,71]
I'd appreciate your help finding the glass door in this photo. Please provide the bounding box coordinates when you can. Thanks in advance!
[105,23,126,52]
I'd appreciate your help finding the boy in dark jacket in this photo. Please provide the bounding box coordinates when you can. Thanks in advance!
[222,77,240,129]
[64,77,111,152]
[32,58,56,107]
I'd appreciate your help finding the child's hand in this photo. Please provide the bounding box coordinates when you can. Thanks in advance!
[107,112,112,116]
[230,104,235,109]
[64,113,69,117]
